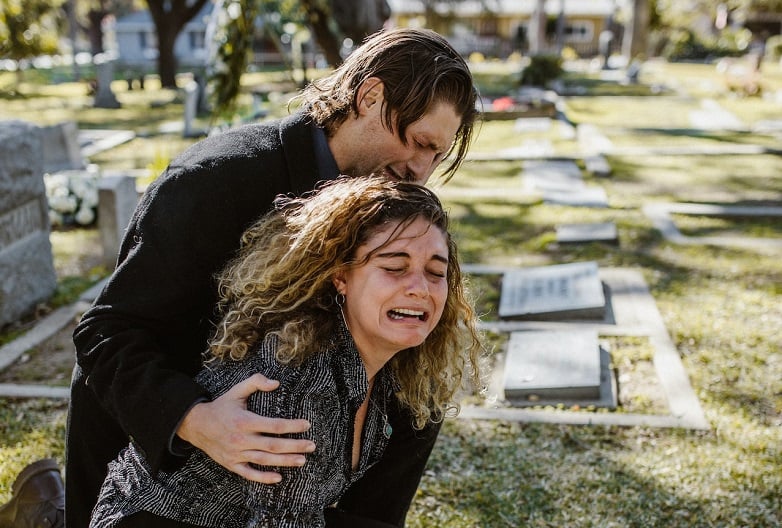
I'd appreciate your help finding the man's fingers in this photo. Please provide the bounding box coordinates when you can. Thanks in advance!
[232,464,283,484]
[254,431,316,455]
[228,373,280,400]
[252,415,312,436]
[245,450,309,469]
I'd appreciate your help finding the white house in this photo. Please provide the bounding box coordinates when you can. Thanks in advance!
[111,1,214,70]
[387,0,628,57]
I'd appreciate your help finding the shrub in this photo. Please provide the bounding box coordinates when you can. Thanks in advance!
[520,54,563,87]
[766,35,782,61]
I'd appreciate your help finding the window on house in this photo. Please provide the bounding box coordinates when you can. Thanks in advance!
[189,31,205,50]
[565,21,593,43]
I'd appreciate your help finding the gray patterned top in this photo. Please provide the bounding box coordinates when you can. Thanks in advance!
[90,319,395,528]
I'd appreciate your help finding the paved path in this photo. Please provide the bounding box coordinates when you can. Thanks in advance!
[0,279,107,399]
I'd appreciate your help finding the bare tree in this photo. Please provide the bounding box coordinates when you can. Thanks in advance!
[623,0,650,59]
[146,0,210,88]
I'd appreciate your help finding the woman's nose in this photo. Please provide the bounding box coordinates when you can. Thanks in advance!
[405,272,429,297]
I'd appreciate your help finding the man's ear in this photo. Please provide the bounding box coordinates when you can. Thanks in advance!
[356,77,385,115]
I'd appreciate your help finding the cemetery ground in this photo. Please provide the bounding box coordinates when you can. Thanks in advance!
[1,59,782,526]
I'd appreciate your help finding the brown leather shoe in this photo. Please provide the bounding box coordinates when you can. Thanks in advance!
[0,459,65,528]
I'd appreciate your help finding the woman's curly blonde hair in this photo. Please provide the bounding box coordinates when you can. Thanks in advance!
[209,177,483,428]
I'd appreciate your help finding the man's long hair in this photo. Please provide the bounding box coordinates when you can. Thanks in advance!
[296,28,480,182]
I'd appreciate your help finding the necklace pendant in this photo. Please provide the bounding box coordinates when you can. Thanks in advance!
[383,421,393,439]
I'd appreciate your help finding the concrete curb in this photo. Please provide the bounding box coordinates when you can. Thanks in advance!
[0,278,107,375]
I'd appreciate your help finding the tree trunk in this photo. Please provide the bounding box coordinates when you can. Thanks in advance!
[87,9,107,55]
[146,0,209,88]
[622,0,650,60]
[156,23,179,88]
[300,0,343,66]
[331,0,389,42]
[528,0,547,55]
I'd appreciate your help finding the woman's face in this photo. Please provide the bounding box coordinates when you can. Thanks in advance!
[334,216,449,372]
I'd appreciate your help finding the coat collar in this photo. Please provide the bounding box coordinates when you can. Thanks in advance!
[279,111,340,196]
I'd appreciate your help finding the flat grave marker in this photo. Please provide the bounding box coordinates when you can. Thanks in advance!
[556,222,618,245]
[499,261,606,320]
[522,163,585,192]
[541,186,609,208]
[502,329,616,408]
[584,154,612,177]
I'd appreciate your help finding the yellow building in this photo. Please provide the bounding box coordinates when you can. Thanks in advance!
[388,0,626,58]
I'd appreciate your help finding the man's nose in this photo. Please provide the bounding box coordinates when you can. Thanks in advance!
[406,151,438,184]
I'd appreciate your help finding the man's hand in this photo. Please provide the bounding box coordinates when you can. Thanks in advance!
[176,373,316,484]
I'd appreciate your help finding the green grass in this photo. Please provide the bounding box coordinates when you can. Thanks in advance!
[1,59,781,526]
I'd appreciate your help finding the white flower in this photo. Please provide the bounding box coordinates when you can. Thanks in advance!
[75,206,96,225]
[50,194,78,214]
[49,210,63,226]
[80,187,99,208]
[45,168,101,227]
[44,173,70,198]
[226,2,241,20]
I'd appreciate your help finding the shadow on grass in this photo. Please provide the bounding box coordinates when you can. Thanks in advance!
[412,422,779,527]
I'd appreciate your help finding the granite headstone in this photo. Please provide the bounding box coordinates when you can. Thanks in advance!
[0,121,57,326]
[499,261,606,320]
[503,329,602,401]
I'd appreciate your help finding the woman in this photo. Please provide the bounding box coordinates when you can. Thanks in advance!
[90,177,484,528]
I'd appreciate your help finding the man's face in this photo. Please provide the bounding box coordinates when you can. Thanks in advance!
[345,100,462,185]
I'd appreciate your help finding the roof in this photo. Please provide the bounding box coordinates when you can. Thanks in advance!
[388,0,624,17]
[113,1,215,31]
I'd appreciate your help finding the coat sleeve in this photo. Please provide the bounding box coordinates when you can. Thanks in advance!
[73,125,295,473]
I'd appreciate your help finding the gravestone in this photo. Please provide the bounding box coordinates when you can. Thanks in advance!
[514,117,551,133]
[541,187,609,208]
[584,155,612,177]
[577,123,613,154]
[517,139,554,158]
[98,175,139,268]
[499,261,606,320]
[503,329,605,403]
[93,54,121,109]
[556,222,618,245]
[0,121,57,327]
[522,160,584,191]
[41,121,85,173]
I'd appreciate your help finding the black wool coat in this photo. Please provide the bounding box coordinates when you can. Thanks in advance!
[67,112,336,526]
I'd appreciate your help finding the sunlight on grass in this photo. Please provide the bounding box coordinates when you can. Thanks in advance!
[2,58,781,527]
[0,400,67,504]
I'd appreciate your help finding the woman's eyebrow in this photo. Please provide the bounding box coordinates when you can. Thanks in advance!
[376,251,449,265]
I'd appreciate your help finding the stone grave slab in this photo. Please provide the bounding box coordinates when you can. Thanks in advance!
[499,261,606,320]
[79,129,136,158]
[577,123,613,154]
[522,159,584,192]
[93,54,121,109]
[0,121,57,327]
[503,329,616,408]
[514,117,551,133]
[556,222,618,245]
[643,202,782,252]
[584,155,612,177]
[98,175,139,268]
[689,99,743,130]
[41,121,85,173]
[541,186,608,208]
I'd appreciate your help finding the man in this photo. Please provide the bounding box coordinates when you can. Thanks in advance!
[67,27,478,528]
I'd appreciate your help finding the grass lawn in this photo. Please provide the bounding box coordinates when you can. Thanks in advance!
[1,59,781,526]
